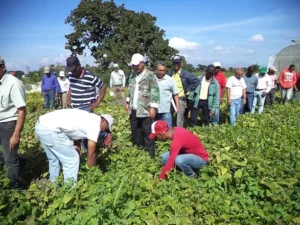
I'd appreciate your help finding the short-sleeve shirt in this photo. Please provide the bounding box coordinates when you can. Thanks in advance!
[38,109,101,143]
[226,76,247,100]
[69,70,104,109]
[156,75,178,113]
[0,74,26,123]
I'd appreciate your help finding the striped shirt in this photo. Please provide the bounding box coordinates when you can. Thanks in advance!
[69,70,104,109]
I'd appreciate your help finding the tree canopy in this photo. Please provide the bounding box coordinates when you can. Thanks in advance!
[65,0,178,73]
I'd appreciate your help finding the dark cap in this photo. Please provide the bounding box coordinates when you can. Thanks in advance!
[172,55,183,63]
[66,56,80,72]
[206,64,215,74]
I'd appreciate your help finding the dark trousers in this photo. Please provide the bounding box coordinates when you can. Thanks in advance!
[130,110,155,157]
[265,88,276,105]
[189,100,210,127]
[240,92,254,114]
[0,121,22,189]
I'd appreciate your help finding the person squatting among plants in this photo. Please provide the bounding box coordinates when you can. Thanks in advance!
[149,120,208,179]
[35,109,113,185]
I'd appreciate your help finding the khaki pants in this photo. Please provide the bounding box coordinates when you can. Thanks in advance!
[111,85,125,98]
[58,92,68,108]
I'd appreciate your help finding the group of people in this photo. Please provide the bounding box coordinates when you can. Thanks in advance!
[1,52,299,189]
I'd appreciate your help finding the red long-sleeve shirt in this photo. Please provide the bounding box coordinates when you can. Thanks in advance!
[214,71,226,98]
[295,73,300,90]
[279,68,297,89]
[159,127,209,179]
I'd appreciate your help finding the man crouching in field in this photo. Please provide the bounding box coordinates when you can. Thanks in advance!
[35,109,113,185]
[149,120,208,179]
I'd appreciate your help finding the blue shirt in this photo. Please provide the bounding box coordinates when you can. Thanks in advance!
[41,74,60,93]
[156,75,178,113]
[243,73,258,93]
[69,70,104,109]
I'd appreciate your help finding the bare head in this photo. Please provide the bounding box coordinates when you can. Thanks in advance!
[235,68,244,79]
[156,61,166,79]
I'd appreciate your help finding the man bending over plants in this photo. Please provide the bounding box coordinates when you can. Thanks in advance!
[35,109,113,185]
[149,120,208,179]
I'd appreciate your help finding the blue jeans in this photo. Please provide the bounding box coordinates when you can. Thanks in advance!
[155,112,172,128]
[161,151,207,177]
[230,99,242,125]
[43,89,56,109]
[35,122,79,184]
[251,90,266,114]
[281,88,293,104]
[293,90,299,101]
[211,107,219,125]
[240,92,254,114]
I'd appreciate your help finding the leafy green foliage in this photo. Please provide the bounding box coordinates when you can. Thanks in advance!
[0,92,299,224]
[65,0,178,74]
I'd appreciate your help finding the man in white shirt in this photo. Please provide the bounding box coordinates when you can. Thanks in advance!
[265,66,278,105]
[35,109,113,185]
[0,58,26,190]
[57,71,70,108]
[110,63,126,98]
[251,67,272,114]
[226,68,247,125]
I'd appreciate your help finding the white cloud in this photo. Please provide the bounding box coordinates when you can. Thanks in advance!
[248,34,265,42]
[213,45,234,54]
[242,48,255,54]
[169,37,201,50]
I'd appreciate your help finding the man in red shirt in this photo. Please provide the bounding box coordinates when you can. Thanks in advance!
[279,64,297,104]
[149,120,208,179]
[212,62,226,125]
[293,72,300,101]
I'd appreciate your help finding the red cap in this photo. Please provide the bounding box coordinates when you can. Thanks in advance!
[149,120,169,139]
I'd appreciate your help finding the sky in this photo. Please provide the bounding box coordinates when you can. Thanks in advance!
[1,0,300,71]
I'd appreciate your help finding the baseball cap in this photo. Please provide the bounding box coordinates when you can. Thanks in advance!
[113,63,119,68]
[44,66,50,73]
[130,53,144,66]
[101,114,113,132]
[260,67,267,73]
[0,57,5,65]
[59,71,65,77]
[149,120,169,139]
[66,56,80,72]
[269,66,277,72]
[213,62,221,68]
[172,55,183,63]
[206,64,215,74]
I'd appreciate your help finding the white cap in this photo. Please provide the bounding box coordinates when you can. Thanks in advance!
[269,66,277,72]
[59,71,65,77]
[101,114,113,132]
[213,62,221,67]
[44,66,50,73]
[130,53,144,66]
[113,63,119,68]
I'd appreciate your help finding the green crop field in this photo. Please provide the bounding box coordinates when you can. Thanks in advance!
[0,92,299,225]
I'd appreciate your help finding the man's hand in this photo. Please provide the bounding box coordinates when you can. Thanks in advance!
[176,106,180,113]
[89,101,100,111]
[149,108,156,119]
[104,134,112,148]
[125,103,129,114]
[74,145,81,155]
[294,87,299,92]
[41,92,44,97]
[228,99,232,106]
[210,111,215,117]
[9,132,20,151]
[243,98,247,104]
[261,92,266,97]
[220,98,223,104]
[120,87,125,91]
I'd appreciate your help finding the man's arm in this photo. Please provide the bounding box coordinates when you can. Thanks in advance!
[122,71,126,88]
[54,76,60,93]
[110,72,113,88]
[95,84,107,105]
[10,107,26,150]
[87,140,97,167]
[149,75,160,118]
[67,87,71,107]
[227,88,231,105]
[211,83,220,112]
[173,94,179,112]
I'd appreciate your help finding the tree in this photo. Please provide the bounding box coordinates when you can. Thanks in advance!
[65,0,178,74]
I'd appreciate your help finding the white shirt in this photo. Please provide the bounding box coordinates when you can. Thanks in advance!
[57,77,70,93]
[132,73,143,109]
[199,77,212,100]
[38,109,100,143]
[110,69,126,87]
[255,73,272,93]
[226,76,247,100]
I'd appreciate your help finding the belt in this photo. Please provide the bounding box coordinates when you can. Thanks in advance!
[199,99,208,101]
[246,92,253,94]
[255,89,266,91]
[113,84,122,86]
[60,91,67,94]
[179,97,186,100]
[44,89,53,92]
